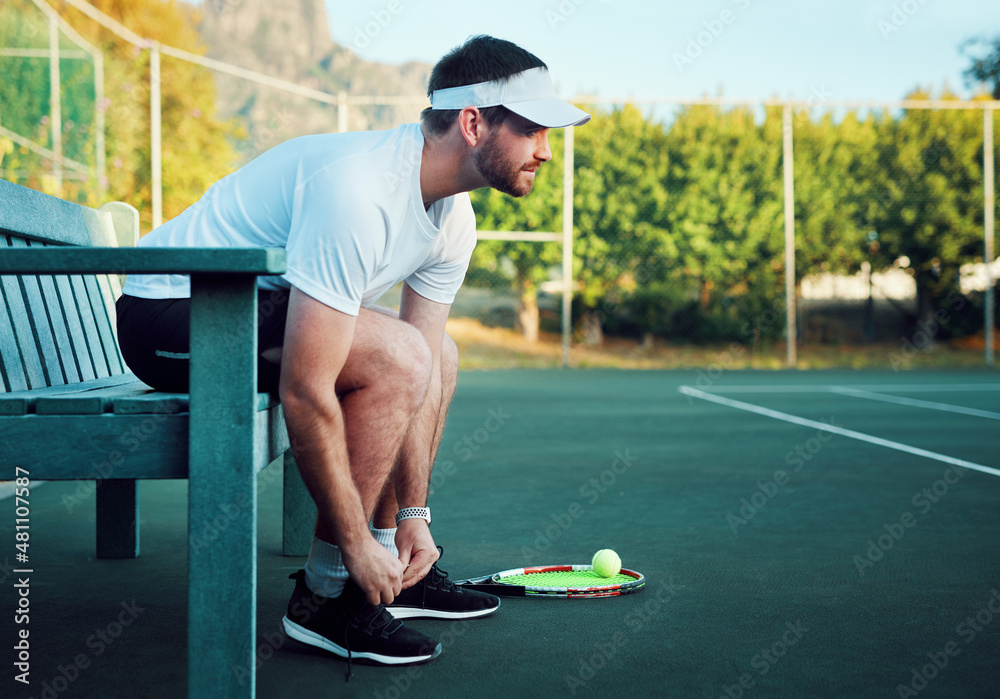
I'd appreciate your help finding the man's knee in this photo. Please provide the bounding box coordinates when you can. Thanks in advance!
[393,323,434,398]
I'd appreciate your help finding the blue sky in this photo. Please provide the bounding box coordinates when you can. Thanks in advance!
[325,0,999,103]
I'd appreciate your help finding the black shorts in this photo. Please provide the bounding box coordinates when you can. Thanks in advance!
[115,287,291,393]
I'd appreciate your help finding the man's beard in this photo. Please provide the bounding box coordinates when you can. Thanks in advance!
[473,132,537,197]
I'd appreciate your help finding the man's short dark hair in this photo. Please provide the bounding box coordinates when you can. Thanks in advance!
[421,35,547,136]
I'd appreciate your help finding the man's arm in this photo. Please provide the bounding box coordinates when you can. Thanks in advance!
[278,286,405,605]
[394,281,453,588]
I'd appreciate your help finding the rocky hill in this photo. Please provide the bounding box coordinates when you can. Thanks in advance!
[190,0,431,159]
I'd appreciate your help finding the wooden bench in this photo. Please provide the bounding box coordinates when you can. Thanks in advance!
[0,179,317,698]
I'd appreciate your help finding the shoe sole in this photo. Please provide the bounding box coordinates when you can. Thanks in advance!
[281,616,442,665]
[385,600,501,620]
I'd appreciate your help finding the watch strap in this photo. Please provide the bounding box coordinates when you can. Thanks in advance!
[395,506,431,526]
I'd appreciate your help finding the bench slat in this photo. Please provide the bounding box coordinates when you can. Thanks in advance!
[104,266,124,298]
[0,374,144,415]
[113,392,189,415]
[53,274,96,382]
[12,239,64,386]
[0,271,46,390]
[83,273,123,375]
[35,384,154,415]
[69,274,111,378]
[0,267,29,392]
[32,240,116,381]
[0,178,103,246]
[1,387,282,416]
[36,272,81,384]
[21,274,63,384]
[112,391,279,414]
[96,273,126,371]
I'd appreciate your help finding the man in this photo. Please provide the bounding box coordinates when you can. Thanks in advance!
[115,35,589,671]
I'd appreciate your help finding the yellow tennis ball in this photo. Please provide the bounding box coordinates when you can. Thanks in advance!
[592,549,621,578]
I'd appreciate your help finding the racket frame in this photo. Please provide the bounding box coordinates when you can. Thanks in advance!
[453,564,645,598]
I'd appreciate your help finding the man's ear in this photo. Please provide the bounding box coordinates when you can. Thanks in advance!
[457,107,487,147]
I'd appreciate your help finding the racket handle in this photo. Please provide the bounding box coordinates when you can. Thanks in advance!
[452,575,492,586]
[454,582,518,596]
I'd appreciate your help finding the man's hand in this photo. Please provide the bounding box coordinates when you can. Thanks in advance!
[396,518,439,590]
[340,537,406,606]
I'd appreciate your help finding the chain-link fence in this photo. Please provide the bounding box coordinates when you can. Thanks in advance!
[0,0,104,202]
[3,0,997,368]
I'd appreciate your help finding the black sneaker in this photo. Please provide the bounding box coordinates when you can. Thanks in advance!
[387,549,501,620]
[282,570,441,680]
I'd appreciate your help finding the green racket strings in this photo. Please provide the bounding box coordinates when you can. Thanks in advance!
[497,570,635,587]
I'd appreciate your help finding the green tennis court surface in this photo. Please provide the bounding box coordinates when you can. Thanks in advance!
[4,369,999,698]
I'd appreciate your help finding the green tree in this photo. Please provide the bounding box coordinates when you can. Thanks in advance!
[865,90,986,331]
[792,107,890,341]
[571,104,672,344]
[793,109,884,281]
[962,35,1000,98]
[658,104,784,341]
[470,106,674,344]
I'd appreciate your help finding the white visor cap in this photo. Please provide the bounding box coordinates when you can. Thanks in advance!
[429,67,590,129]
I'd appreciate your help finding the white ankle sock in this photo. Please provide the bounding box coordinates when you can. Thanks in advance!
[371,526,398,557]
[304,535,348,598]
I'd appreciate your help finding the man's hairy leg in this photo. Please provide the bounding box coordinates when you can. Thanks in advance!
[311,307,434,545]
[374,333,458,589]
[373,332,459,529]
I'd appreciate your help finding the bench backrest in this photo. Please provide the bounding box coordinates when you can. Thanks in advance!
[0,179,140,392]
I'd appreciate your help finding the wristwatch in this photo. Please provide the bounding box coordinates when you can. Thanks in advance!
[395,507,431,526]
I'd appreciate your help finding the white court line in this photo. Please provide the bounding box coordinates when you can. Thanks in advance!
[828,386,1000,421]
[678,386,1000,478]
[851,384,1000,393]
[695,385,832,393]
[700,384,1000,394]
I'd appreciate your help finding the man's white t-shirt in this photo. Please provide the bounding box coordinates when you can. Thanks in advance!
[123,122,477,315]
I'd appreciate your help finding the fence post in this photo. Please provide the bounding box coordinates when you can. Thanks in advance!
[95,51,106,200]
[48,11,62,197]
[562,124,575,368]
[150,40,162,228]
[782,104,797,367]
[985,105,995,367]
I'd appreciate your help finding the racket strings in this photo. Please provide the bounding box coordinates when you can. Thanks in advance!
[497,570,636,587]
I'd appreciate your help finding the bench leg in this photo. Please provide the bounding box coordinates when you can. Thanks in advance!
[282,452,317,557]
[96,479,139,559]
[188,274,259,699]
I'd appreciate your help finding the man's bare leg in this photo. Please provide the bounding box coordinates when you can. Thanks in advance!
[372,332,459,530]
[362,329,499,620]
[270,304,459,597]
[268,307,436,545]
[317,309,435,542]
[273,307,436,599]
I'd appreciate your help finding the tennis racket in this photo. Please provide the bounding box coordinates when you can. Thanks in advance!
[453,564,645,599]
